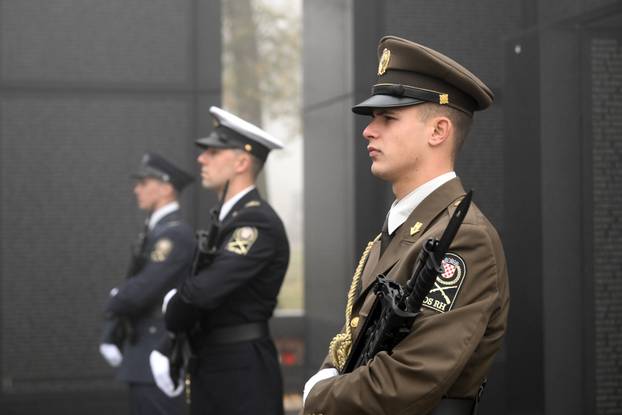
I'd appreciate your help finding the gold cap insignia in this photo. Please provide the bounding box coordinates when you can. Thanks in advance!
[244,143,252,152]
[377,48,391,75]
[226,226,258,255]
[410,222,423,236]
[439,94,449,105]
[151,238,173,262]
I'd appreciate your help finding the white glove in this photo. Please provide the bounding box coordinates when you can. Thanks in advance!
[162,289,177,314]
[99,343,123,367]
[303,368,339,405]
[149,350,184,397]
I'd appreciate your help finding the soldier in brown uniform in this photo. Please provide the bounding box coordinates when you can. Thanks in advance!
[303,36,510,415]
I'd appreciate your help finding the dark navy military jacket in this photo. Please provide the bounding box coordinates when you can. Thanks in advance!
[106,210,195,383]
[166,188,290,414]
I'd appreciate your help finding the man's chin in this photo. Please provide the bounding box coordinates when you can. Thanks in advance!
[201,180,219,191]
[370,165,388,180]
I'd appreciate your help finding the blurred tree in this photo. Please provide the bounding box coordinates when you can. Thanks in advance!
[222,0,301,140]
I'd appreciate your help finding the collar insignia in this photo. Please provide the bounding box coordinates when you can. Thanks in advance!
[410,222,423,236]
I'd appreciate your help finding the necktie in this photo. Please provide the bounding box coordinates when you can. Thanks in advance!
[380,216,391,256]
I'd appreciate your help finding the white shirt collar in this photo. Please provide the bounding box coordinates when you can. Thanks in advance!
[387,172,457,235]
[149,201,180,230]
[219,185,256,221]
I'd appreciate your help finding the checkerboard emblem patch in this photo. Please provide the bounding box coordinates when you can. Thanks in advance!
[441,261,456,279]
[422,252,467,313]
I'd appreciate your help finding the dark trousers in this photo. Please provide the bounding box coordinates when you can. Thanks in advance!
[129,382,184,415]
[190,338,284,415]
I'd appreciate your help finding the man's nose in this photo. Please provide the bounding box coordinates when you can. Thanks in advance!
[363,120,378,141]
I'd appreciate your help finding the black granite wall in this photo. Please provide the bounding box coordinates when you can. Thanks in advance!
[0,1,221,413]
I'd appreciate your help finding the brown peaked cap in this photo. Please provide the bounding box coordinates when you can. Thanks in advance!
[353,36,494,116]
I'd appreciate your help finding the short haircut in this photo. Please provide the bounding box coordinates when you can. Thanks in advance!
[417,103,473,159]
[234,149,265,179]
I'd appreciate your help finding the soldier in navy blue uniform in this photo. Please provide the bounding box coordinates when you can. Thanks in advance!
[149,107,290,415]
[100,153,195,415]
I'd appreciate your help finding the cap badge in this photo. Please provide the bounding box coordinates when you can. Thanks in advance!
[244,144,252,152]
[377,48,391,75]
[439,94,449,105]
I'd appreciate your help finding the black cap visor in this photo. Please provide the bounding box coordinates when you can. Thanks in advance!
[352,94,424,115]
[195,131,238,149]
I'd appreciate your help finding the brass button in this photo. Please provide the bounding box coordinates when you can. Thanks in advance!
[350,317,360,328]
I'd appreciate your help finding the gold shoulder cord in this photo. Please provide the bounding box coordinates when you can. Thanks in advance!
[328,234,381,371]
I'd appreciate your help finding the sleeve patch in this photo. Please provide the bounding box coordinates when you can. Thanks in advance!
[226,227,258,255]
[421,252,467,313]
[150,238,173,262]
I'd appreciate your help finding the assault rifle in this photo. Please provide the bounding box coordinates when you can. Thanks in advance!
[169,182,229,391]
[102,222,149,347]
[342,191,472,374]
[191,181,230,274]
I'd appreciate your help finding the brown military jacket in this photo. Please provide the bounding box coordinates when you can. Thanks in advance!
[304,178,510,415]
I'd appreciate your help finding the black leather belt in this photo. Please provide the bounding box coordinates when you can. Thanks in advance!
[198,322,270,346]
[429,398,476,415]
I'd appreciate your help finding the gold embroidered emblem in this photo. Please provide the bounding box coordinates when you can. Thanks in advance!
[377,48,391,75]
[244,200,261,208]
[226,227,258,255]
[410,222,423,236]
[151,238,173,262]
[439,94,449,105]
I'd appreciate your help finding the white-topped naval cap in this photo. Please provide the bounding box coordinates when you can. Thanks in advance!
[209,106,284,150]
[196,106,284,162]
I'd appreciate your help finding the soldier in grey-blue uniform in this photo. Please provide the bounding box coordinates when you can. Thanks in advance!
[150,107,290,415]
[100,153,195,415]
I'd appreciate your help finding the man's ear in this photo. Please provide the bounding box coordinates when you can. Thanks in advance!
[429,116,451,147]
[235,152,252,174]
[161,182,176,198]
